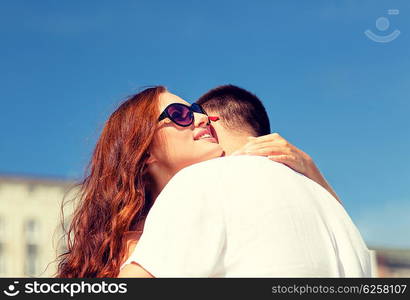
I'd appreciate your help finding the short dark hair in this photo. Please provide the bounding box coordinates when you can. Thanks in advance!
[196,85,270,136]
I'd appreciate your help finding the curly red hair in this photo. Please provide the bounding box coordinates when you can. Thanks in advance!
[56,86,166,277]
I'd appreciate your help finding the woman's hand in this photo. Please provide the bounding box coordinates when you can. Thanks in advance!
[232,133,341,204]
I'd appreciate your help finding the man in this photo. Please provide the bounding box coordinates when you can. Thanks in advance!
[118,85,371,277]
[197,85,340,203]
[197,84,271,154]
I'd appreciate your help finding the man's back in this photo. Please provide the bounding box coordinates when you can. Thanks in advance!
[213,156,370,277]
[124,156,371,277]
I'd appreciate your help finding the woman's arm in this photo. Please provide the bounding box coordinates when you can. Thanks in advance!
[232,133,342,204]
[118,262,154,278]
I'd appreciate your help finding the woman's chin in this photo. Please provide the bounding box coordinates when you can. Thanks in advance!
[204,144,224,160]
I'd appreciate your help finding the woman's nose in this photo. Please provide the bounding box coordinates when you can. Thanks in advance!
[194,112,210,127]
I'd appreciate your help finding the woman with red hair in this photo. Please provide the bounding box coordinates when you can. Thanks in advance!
[57,86,223,277]
[56,86,337,277]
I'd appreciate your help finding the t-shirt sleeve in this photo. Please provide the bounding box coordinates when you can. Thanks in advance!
[124,165,226,277]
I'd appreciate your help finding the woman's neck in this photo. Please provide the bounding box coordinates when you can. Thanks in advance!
[150,167,174,202]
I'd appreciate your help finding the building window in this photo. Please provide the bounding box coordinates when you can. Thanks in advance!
[0,216,5,239]
[26,244,38,277]
[27,183,37,194]
[0,243,5,275]
[0,217,5,275]
[25,219,39,244]
[24,219,40,277]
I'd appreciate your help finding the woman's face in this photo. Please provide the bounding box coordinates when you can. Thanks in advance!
[148,92,223,175]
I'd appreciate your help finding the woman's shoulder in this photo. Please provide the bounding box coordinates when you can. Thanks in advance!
[120,231,142,267]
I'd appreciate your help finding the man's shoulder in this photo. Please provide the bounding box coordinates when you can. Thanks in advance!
[175,155,292,180]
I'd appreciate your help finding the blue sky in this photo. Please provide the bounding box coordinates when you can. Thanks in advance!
[0,0,409,248]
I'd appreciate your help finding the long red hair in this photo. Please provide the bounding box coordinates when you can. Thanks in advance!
[56,86,166,277]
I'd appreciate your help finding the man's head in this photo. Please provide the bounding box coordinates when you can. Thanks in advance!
[196,85,270,154]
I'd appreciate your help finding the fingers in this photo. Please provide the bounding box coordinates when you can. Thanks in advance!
[268,154,298,171]
[243,133,294,157]
[245,145,290,156]
[248,148,284,156]
[243,133,308,176]
[246,133,311,176]
[245,134,290,151]
[268,154,293,161]
[245,140,286,151]
[247,132,285,145]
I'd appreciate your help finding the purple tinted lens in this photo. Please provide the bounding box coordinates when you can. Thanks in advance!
[167,104,193,126]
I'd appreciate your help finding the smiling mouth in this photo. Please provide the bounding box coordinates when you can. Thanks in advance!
[198,133,213,139]
[194,130,217,141]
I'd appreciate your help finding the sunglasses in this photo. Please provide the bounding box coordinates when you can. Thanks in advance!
[158,103,208,127]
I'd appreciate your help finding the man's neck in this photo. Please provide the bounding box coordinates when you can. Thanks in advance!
[223,133,255,155]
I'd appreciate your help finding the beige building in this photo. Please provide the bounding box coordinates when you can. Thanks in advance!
[0,174,409,278]
[0,174,76,277]
[373,248,410,277]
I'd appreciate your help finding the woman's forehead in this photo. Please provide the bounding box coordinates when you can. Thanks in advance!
[158,92,190,110]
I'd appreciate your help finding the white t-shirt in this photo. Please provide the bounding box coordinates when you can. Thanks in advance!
[122,156,371,277]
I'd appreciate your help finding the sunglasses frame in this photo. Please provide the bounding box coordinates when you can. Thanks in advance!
[158,103,207,127]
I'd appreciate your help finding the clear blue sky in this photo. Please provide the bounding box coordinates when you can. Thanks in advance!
[0,0,409,248]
